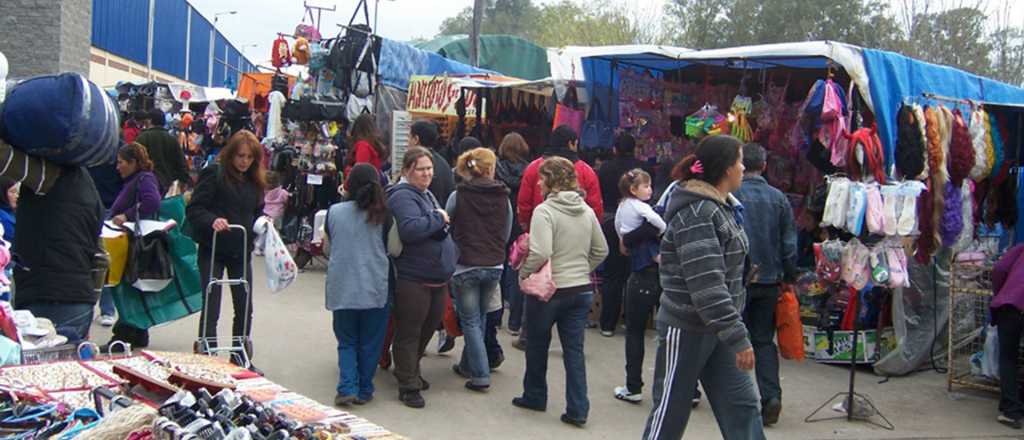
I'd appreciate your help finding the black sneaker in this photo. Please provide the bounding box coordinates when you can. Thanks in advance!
[511,397,545,412]
[354,395,373,405]
[465,381,489,392]
[998,414,1022,429]
[560,413,586,428]
[439,336,456,354]
[399,390,425,409]
[419,377,430,391]
[762,398,782,426]
[452,364,469,379]
[489,353,505,371]
[511,339,527,351]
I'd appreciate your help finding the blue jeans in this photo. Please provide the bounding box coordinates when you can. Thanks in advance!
[453,268,502,386]
[23,301,94,345]
[521,291,593,421]
[643,323,765,440]
[501,263,524,331]
[98,287,116,317]
[332,307,390,399]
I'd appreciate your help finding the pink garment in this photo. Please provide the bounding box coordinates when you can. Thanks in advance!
[263,187,290,220]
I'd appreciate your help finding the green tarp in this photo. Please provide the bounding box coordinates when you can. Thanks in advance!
[416,35,550,81]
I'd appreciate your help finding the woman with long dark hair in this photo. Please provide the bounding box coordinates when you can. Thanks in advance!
[643,135,763,440]
[101,142,163,348]
[325,163,391,406]
[496,133,530,338]
[347,113,387,172]
[187,130,266,371]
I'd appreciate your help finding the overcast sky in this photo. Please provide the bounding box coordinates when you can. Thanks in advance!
[188,0,1023,69]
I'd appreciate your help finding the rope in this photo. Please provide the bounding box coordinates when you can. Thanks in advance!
[76,405,157,440]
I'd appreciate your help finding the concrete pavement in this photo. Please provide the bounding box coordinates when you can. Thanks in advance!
[91,260,1021,439]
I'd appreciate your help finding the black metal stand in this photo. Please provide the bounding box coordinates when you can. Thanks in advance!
[805,318,895,430]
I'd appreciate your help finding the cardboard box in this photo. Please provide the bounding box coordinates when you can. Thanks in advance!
[803,325,816,360]
[813,329,879,364]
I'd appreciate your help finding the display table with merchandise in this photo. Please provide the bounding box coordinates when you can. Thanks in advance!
[0,351,404,439]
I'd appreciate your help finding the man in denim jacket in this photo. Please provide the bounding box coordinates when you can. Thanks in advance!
[733,143,798,426]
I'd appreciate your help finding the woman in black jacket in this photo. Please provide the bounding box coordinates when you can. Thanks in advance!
[187,130,266,371]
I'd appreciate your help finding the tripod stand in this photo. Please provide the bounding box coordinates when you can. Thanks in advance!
[804,317,895,430]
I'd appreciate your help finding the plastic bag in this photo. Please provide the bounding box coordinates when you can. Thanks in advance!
[776,286,804,360]
[982,324,1000,379]
[256,217,297,294]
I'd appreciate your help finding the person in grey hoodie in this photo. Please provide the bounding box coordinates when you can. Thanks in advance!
[643,135,764,440]
[511,157,608,428]
[385,146,458,409]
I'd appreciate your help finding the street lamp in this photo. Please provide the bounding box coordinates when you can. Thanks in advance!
[214,11,237,25]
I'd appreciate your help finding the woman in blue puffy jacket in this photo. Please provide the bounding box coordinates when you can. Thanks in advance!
[384,146,458,409]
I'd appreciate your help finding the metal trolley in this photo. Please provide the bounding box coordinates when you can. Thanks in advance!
[195,225,254,369]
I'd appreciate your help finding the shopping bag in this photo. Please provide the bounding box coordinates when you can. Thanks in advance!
[257,217,297,294]
[520,261,557,302]
[442,294,462,338]
[580,99,615,150]
[111,196,203,330]
[103,233,130,286]
[775,285,804,361]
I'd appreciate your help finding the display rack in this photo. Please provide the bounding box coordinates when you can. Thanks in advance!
[947,257,999,393]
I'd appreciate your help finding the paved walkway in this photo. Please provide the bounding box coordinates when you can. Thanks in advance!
[91,261,1020,439]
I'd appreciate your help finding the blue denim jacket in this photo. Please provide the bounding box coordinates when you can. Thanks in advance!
[733,175,798,284]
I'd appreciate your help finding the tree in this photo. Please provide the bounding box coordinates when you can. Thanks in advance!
[530,0,669,47]
[437,0,539,38]
[907,7,993,76]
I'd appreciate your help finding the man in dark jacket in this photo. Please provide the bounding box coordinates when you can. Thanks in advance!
[733,143,798,427]
[410,121,455,206]
[135,109,190,193]
[14,167,104,345]
[595,133,646,336]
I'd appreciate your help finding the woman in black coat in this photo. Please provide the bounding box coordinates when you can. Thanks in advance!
[186,130,266,371]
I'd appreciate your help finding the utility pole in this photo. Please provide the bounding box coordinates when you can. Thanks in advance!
[470,0,485,67]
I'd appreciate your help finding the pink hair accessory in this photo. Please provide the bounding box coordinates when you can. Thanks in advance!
[690,160,704,175]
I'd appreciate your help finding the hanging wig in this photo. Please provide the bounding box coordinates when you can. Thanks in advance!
[939,182,964,247]
[916,184,936,264]
[990,112,1007,182]
[985,111,1000,178]
[912,104,930,179]
[924,106,949,185]
[968,109,990,180]
[895,105,926,180]
[947,110,975,187]
[954,180,974,251]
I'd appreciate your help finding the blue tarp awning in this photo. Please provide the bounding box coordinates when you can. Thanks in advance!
[379,38,497,91]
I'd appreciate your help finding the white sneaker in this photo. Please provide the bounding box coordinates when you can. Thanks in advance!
[98,315,116,327]
[614,386,642,403]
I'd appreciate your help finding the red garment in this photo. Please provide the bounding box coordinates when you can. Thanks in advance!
[516,156,603,231]
[840,286,859,331]
[352,140,382,170]
[123,125,140,144]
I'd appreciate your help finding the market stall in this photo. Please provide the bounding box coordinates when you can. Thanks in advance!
[0,351,403,439]
[574,41,1024,377]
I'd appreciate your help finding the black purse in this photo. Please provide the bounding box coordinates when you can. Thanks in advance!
[120,178,174,292]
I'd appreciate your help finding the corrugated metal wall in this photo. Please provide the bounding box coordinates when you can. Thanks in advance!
[187,8,211,84]
[92,0,149,64]
[92,0,256,87]
[212,35,227,87]
[187,8,211,85]
[152,0,188,78]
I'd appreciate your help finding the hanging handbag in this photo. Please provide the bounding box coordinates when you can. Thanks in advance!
[552,92,584,136]
[520,260,557,302]
[581,98,615,150]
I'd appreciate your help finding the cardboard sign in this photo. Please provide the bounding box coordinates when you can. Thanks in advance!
[406,76,478,117]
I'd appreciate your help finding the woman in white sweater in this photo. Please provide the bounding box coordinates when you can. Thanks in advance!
[512,156,608,428]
